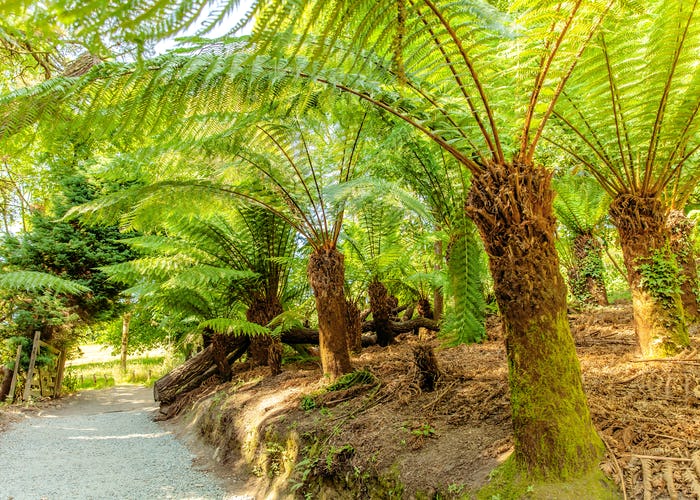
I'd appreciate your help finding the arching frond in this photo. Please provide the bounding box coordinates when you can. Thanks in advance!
[552,0,700,201]
[553,174,611,235]
[0,270,90,294]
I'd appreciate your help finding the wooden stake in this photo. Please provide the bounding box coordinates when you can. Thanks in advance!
[8,344,22,403]
[23,331,41,402]
[53,349,67,398]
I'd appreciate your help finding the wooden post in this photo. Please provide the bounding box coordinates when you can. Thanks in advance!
[38,367,44,397]
[23,331,41,402]
[120,311,131,373]
[8,344,22,403]
[53,349,67,398]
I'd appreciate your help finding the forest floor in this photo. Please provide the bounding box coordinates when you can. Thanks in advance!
[167,302,700,499]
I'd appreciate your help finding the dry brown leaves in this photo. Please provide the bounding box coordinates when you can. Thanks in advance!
[572,304,700,500]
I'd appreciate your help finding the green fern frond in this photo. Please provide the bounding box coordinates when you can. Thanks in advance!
[198,317,271,337]
[0,270,90,294]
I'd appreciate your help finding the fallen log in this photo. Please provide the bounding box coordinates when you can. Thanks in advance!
[154,317,441,404]
[153,337,249,404]
[362,317,439,334]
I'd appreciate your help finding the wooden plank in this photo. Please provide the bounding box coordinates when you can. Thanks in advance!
[38,340,59,355]
[22,331,41,402]
[53,349,67,398]
[8,344,22,403]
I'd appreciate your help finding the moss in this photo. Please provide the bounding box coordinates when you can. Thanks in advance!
[507,310,603,480]
[477,456,621,500]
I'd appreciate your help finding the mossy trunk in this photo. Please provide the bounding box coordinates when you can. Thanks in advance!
[468,161,602,479]
[246,294,284,367]
[433,240,444,322]
[569,232,608,306]
[307,246,352,380]
[345,298,362,353]
[369,279,393,347]
[667,210,699,321]
[609,195,689,357]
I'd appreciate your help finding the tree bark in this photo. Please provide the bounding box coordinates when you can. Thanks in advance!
[369,279,393,347]
[120,312,131,373]
[610,195,689,357]
[667,210,699,321]
[413,344,441,392]
[0,366,11,402]
[433,240,444,322]
[568,232,608,306]
[307,246,352,380]
[345,298,362,353]
[468,161,602,479]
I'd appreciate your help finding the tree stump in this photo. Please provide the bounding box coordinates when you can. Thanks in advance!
[412,344,441,392]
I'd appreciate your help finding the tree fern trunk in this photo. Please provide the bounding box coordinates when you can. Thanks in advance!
[307,246,352,380]
[369,278,393,347]
[246,294,284,366]
[667,210,699,321]
[570,232,608,306]
[345,298,362,353]
[433,240,444,322]
[468,161,602,479]
[610,195,689,357]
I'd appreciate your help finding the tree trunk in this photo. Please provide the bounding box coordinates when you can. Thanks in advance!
[609,195,689,357]
[468,161,602,479]
[667,210,699,321]
[246,294,284,366]
[307,246,352,381]
[0,366,12,402]
[569,232,608,306]
[433,240,444,322]
[120,312,131,373]
[345,298,362,353]
[369,279,393,347]
[153,337,249,404]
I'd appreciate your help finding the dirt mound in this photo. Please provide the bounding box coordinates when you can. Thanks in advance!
[166,303,700,498]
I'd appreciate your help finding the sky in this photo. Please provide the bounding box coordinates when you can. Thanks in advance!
[154,0,255,54]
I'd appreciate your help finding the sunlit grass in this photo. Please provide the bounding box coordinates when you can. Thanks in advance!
[64,355,181,392]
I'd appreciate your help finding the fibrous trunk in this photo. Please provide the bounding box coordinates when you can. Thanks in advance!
[667,210,699,321]
[369,279,393,347]
[307,246,352,380]
[246,294,284,367]
[569,232,608,306]
[0,366,11,402]
[468,161,602,479]
[609,195,689,357]
[345,298,362,353]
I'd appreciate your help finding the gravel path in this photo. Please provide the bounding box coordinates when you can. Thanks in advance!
[0,386,235,499]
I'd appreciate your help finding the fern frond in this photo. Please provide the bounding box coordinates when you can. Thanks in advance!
[198,317,271,337]
[0,270,90,294]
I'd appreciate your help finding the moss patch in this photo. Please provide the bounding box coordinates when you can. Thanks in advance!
[477,456,621,500]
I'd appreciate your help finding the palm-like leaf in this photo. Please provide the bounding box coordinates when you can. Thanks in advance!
[0,270,90,294]
[552,0,700,201]
[553,174,610,235]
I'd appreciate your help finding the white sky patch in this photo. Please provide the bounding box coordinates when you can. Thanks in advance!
[154,0,255,55]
